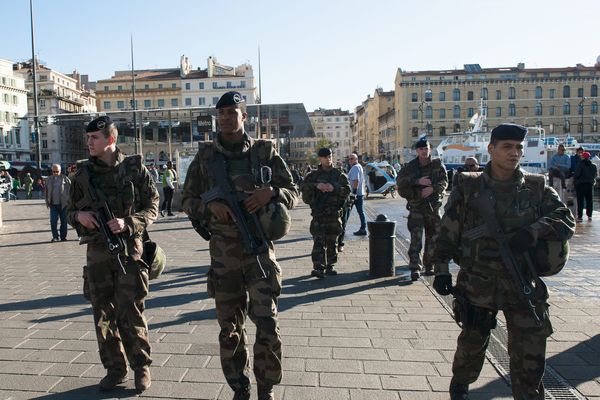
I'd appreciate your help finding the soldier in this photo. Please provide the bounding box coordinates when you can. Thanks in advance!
[67,116,159,392]
[396,138,448,280]
[182,91,298,400]
[432,123,575,400]
[302,147,351,278]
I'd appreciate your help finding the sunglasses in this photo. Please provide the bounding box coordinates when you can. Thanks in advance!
[465,164,478,167]
[52,170,60,173]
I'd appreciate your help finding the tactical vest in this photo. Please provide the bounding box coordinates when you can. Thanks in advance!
[459,172,569,277]
[397,157,442,202]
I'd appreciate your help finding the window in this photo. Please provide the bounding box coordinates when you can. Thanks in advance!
[185,98,192,106]
[171,98,178,107]
[411,93,418,102]
[453,88,460,101]
[535,86,542,99]
[549,89,556,99]
[439,126,446,136]
[578,87,584,98]
[467,91,474,101]
[103,101,111,109]
[172,83,177,89]
[592,118,598,133]
[158,84,163,89]
[213,82,218,89]
[212,97,219,105]
[453,105,461,118]
[104,86,109,91]
[591,101,598,114]
[563,119,570,133]
[226,81,232,88]
[592,85,598,97]
[481,88,488,100]
[425,105,433,119]
[39,99,46,107]
[509,87,516,99]
[549,106,555,116]
[185,83,191,90]
[496,107,502,117]
[144,99,151,108]
[117,85,123,91]
[117,101,125,109]
[467,108,474,117]
[144,84,149,90]
[199,82,204,89]
[496,90,501,100]
[240,81,246,88]
[158,99,165,107]
[199,97,205,105]
[411,127,419,137]
[563,85,570,98]
[563,102,570,115]
[453,123,461,132]
[425,89,432,102]
[535,102,542,116]
[426,123,433,134]
[578,102,584,115]
[439,91,446,101]
[411,109,418,120]
[509,103,516,116]
[439,108,446,119]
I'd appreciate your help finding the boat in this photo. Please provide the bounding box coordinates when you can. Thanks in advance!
[435,101,579,174]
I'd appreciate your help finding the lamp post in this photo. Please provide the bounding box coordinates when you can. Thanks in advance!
[579,96,587,142]
[29,0,41,171]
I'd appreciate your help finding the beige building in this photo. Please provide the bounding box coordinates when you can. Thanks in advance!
[305,108,352,161]
[353,88,395,161]
[394,61,600,152]
[0,59,28,162]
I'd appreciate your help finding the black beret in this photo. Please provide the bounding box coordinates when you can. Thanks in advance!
[415,138,429,148]
[490,123,527,141]
[216,91,245,109]
[317,147,332,157]
[86,116,113,132]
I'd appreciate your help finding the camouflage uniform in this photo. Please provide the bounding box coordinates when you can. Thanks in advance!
[182,133,298,393]
[67,148,159,375]
[434,164,575,399]
[396,157,448,273]
[302,167,350,272]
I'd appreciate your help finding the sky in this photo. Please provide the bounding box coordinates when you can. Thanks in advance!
[2,0,599,112]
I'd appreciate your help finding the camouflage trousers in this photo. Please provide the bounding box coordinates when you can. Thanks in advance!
[452,304,552,400]
[208,235,283,392]
[310,214,342,270]
[406,205,441,270]
[86,242,151,373]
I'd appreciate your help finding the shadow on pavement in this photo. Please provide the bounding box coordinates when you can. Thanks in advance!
[33,384,139,400]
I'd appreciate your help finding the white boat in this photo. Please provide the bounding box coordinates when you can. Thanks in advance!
[435,101,579,174]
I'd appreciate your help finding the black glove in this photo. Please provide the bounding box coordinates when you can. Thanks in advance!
[433,275,453,296]
[508,228,535,253]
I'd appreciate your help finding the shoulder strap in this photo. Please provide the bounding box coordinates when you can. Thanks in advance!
[250,139,273,170]
[523,173,545,207]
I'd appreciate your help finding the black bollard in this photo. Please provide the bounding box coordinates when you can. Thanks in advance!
[367,214,396,277]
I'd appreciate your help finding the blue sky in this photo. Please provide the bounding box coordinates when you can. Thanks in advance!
[2,0,599,112]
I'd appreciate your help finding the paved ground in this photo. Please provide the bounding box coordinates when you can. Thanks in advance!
[0,196,599,400]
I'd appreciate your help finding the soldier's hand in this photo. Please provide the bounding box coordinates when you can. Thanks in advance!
[421,186,434,198]
[244,187,274,214]
[323,183,334,192]
[107,218,128,234]
[417,177,432,186]
[316,182,328,192]
[208,201,235,222]
[433,275,453,296]
[77,211,99,230]
[509,228,535,253]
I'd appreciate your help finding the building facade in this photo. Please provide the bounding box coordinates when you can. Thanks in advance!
[13,60,97,166]
[305,108,353,162]
[394,62,600,151]
[0,59,28,162]
[353,89,395,161]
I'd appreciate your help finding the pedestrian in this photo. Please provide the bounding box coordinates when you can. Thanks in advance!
[160,161,176,216]
[396,138,448,280]
[182,91,298,400]
[452,157,479,187]
[22,172,34,199]
[573,151,597,222]
[34,177,45,199]
[2,170,14,201]
[433,123,575,400]
[148,163,159,183]
[347,153,367,237]
[548,144,571,189]
[302,147,351,278]
[45,164,71,242]
[66,116,159,392]
[570,146,585,176]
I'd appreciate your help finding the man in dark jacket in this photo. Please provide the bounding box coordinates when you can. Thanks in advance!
[573,151,598,222]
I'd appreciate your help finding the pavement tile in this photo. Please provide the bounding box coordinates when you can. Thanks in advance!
[332,347,388,361]
[282,386,350,400]
[320,372,381,389]
[380,375,429,391]
[306,359,362,373]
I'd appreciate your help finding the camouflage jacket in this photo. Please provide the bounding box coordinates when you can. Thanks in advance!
[182,132,298,238]
[434,163,575,308]
[67,148,160,258]
[396,157,447,208]
[302,166,351,217]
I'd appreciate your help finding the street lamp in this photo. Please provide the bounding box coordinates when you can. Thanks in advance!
[29,0,41,171]
[579,96,587,142]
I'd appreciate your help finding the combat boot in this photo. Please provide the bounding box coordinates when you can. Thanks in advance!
[325,265,338,276]
[233,387,251,400]
[424,265,434,276]
[311,269,325,279]
[258,385,274,400]
[449,382,469,400]
[410,269,420,281]
[99,369,128,391]
[134,366,151,391]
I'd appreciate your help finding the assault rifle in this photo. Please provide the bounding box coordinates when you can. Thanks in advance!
[463,183,544,326]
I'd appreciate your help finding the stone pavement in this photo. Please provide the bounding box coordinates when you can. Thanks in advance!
[0,198,599,400]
